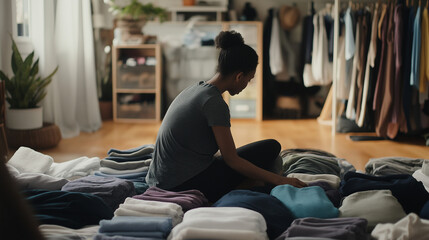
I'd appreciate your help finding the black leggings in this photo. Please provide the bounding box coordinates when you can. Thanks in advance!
[169,139,281,202]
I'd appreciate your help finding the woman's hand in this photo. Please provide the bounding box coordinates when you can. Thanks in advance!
[276,177,307,188]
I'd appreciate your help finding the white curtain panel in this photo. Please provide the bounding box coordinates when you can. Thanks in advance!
[0,0,12,73]
[36,0,101,138]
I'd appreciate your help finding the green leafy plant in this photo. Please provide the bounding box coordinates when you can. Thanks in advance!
[106,0,167,21]
[0,38,58,109]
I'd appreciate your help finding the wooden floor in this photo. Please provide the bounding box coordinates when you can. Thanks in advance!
[9,119,429,171]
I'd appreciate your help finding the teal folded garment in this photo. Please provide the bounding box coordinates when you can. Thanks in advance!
[271,185,339,219]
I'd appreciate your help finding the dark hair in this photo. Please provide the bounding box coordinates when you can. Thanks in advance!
[215,31,258,76]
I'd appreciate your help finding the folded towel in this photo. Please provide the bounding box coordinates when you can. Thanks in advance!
[101,158,152,170]
[99,216,172,238]
[169,207,268,240]
[106,155,153,162]
[108,144,154,157]
[169,227,269,240]
[365,157,426,176]
[271,185,339,219]
[39,224,99,239]
[13,173,69,190]
[371,213,429,240]
[100,166,149,175]
[8,147,53,174]
[94,234,163,240]
[286,173,341,189]
[47,157,100,179]
[114,198,183,226]
[339,190,407,230]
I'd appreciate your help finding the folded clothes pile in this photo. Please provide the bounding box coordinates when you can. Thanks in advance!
[340,172,429,214]
[61,175,135,211]
[39,224,99,240]
[7,147,100,186]
[97,216,173,239]
[133,187,208,212]
[286,173,341,189]
[213,190,295,239]
[365,157,427,176]
[24,189,113,229]
[276,217,368,240]
[371,213,429,240]
[168,207,269,240]
[99,145,154,175]
[114,197,184,226]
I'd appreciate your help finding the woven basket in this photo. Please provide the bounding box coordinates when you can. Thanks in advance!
[6,123,61,149]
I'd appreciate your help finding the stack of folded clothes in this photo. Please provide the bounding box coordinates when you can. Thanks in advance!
[276,217,368,240]
[213,190,296,239]
[133,187,208,212]
[94,145,155,194]
[168,207,269,240]
[61,175,135,211]
[97,216,173,239]
[114,197,184,226]
[365,157,427,176]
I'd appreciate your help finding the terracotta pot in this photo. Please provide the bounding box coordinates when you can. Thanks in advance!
[183,0,196,6]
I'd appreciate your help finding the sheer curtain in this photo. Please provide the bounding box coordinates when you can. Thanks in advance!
[32,0,101,138]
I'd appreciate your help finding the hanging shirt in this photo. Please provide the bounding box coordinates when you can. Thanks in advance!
[419,7,429,103]
[345,7,356,60]
[358,4,380,127]
[346,19,360,120]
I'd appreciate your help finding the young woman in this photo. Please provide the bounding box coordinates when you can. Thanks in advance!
[146,30,306,202]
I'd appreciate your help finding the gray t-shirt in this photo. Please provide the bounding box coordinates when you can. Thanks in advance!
[146,81,231,189]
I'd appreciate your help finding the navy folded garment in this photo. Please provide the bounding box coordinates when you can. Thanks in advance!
[340,172,429,214]
[61,175,136,211]
[276,217,368,240]
[99,216,172,238]
[420,200,429,220]
[213,189,296,239]
[308,181,341,207]
[24,189,113,229]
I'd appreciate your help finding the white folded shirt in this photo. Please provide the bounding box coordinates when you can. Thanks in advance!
[14,173,69,190]
[287,173,341,189]
[39,224,99,239]
[169,227,269,240]
[8,147,53,174]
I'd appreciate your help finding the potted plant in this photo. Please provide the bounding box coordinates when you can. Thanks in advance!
[105,0,167,40]
[0,38,58,130]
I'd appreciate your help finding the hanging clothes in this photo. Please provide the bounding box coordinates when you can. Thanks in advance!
[419,6,429,103]
[410,5,422,89]
[357,3,380,127]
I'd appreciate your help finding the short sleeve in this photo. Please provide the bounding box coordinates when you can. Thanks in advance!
[203,96,231,127]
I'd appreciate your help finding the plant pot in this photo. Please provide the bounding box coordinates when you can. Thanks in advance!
[99,100,113,121]
[116,17,146,35]
[183,0,196,6]
[6,107,43,130]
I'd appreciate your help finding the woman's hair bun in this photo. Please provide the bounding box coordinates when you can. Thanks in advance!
[215,31,244,49]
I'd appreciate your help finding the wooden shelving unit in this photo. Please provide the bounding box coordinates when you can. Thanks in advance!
[112,44,162,122]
